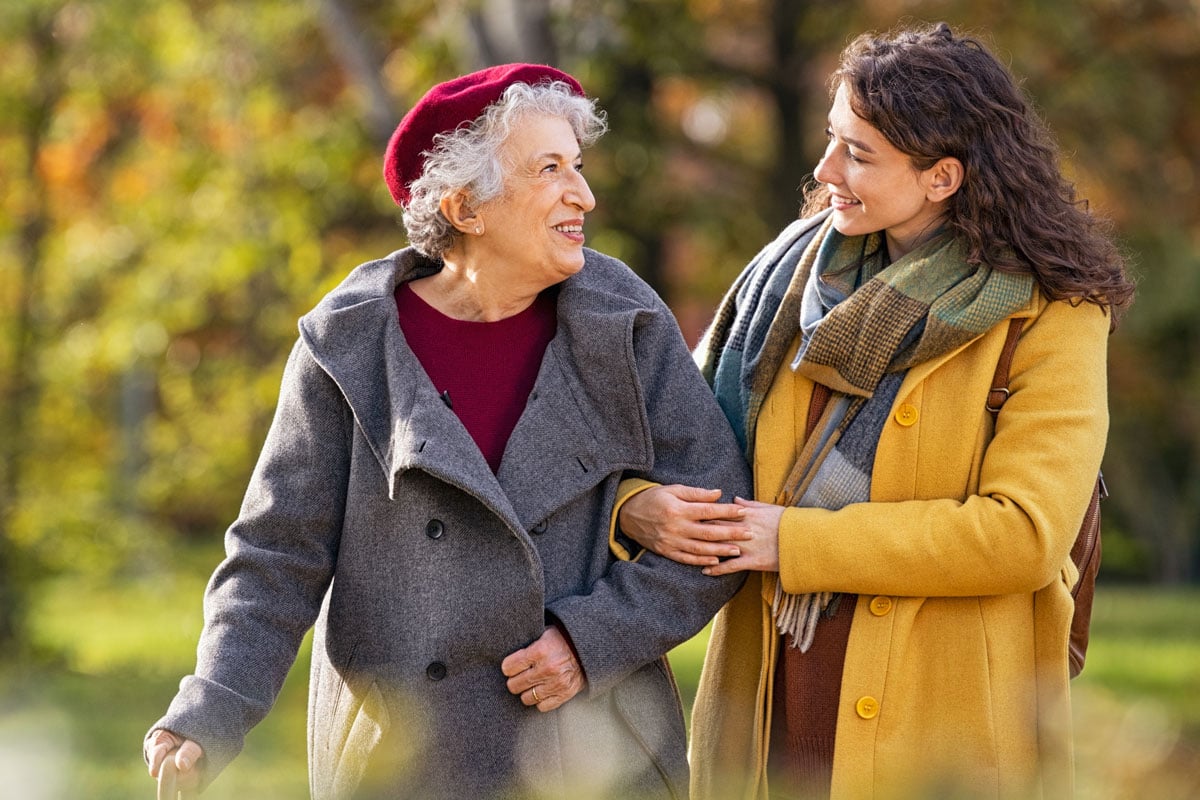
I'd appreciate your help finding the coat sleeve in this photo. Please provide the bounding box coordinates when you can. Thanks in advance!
[147,339,351,787]
[776,299,1110,598]
[546,298,753,696]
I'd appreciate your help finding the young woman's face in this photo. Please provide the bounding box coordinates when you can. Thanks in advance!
[814,82,951,260]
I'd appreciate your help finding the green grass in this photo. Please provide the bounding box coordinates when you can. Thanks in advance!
[2,551,1197,799]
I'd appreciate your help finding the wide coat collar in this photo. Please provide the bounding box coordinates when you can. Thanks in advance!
[297,247,656,534]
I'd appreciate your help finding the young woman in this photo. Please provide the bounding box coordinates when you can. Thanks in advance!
[619,22,1134,800]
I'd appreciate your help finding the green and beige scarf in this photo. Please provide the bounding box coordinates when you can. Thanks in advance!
[699,212,1033,649]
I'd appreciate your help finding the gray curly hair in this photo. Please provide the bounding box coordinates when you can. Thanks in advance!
[402,81,608,258]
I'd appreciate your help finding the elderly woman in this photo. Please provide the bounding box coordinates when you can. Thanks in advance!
[144,63,749,800]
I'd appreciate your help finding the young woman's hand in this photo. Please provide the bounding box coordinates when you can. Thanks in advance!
[701,497,784,576]
[618,484,750,566]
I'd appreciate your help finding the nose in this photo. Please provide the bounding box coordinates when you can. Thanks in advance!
[816,152,835,185]
[567,169,596,213]
[813,141,838,185]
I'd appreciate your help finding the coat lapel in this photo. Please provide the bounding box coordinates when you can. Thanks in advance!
[497,266,654,528]
[298,248,655,536]
[299,251,521,531]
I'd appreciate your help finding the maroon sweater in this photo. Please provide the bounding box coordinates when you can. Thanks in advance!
[395,282,557,473]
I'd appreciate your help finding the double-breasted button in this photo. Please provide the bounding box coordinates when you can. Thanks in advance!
[869,596,893,616]
[855,696,880,719]
[531,520,548,535]
[894,403,919,427]
[426,661,447,681]
[425,519,444,539]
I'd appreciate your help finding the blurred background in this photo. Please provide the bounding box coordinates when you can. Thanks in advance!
[1,0,1197,797]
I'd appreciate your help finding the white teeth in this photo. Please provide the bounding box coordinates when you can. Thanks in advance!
[553,224,582,233]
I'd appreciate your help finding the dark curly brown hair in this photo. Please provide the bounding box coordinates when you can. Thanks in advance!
[802,22,1135,327]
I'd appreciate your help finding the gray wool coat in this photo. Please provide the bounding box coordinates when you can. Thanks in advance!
[150,246,751,800]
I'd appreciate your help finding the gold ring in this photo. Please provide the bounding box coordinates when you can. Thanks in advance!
[531,687,540,704]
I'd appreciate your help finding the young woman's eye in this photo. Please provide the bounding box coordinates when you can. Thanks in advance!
[825,128,863,163]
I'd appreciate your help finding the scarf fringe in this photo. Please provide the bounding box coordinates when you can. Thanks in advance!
[772,580,832,652]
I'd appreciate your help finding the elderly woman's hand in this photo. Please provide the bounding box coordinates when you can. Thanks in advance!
[501,625,586,712]
[145,729,203,795]
[618,484,750,566]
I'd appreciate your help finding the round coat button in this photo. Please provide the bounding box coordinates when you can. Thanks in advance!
[425,519,444,539]
[426,661,447,681]
[894,404,919,427]
[856,696,880,719]
[531,520,548,535]
[869,596,893,616]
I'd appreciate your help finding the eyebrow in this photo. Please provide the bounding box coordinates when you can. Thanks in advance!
[843,136,876,154]
[828,119,877,155]
[532,149,583,163]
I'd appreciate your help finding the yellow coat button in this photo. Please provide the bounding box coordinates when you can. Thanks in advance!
[869,596,893,616]
[856,696,880,719]
[894,403,919,427]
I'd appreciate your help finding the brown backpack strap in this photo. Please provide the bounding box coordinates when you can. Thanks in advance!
[987,318,1026,417]
[986,314,1105,679]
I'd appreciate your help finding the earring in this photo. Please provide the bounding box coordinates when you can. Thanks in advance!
[474,225,482,234]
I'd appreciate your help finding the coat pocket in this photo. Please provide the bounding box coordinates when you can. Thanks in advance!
[314,678,391,800]
[610,658,690,800]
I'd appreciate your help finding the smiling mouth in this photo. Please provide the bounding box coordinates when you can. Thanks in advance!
[552,223,583,233]
[831,193,861,207]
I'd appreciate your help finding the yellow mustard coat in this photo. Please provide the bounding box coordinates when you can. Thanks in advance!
[689,291,1110,800]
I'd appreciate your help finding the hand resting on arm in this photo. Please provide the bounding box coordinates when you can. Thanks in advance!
[617,484,752,567]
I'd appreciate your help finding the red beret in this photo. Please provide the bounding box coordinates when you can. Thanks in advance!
[383,63,585,207]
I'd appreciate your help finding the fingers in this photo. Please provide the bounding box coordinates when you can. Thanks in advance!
[691,522,753,543]
[146,730,204,792]
[655,520,755,565]
[502,627,586,713]
[702,555,749,576]
[664,488,746,524]
[668,485,724,503]
[620,484,751,563]
[701,500,784,575]
[173,740,204,775]
[734,496,774,509]
[147,730,181,777]
[660,546,734,567]
[703,550,780,576]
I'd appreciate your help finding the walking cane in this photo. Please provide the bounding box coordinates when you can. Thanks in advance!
[157,758,197,800]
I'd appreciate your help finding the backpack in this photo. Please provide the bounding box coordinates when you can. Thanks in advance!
[988,318,1105,679]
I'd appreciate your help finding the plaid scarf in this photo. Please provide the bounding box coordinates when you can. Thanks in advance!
[699,213,1033,649]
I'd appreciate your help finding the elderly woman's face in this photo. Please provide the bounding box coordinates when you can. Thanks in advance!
[475,113,596,286]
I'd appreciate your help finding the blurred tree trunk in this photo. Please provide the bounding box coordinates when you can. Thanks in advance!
[0,12,61,652]
[467,0,558,68]
[315,0,396,146]
[764,0,816,229]
[589,48,666,293]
